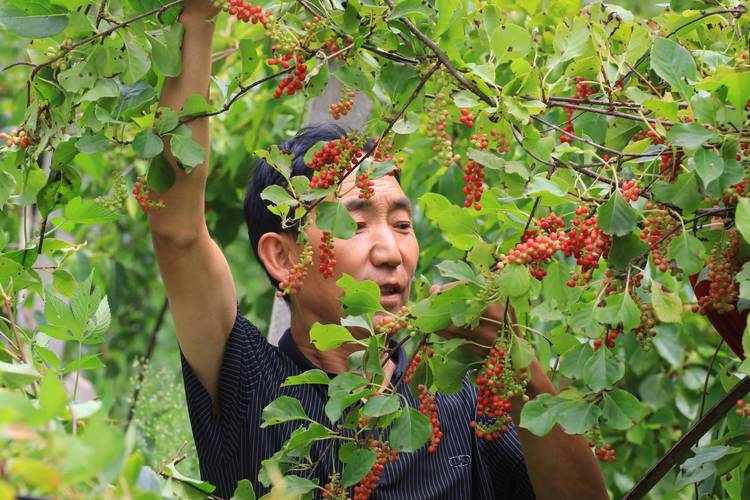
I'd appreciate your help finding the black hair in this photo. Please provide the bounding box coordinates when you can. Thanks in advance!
[244,122,349,296]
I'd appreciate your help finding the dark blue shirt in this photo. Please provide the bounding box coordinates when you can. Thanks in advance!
[180,307,535,499]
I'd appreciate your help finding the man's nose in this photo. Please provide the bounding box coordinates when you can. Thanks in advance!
[370,225,403,268]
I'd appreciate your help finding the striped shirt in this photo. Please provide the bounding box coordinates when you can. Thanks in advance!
[180,307,535,499]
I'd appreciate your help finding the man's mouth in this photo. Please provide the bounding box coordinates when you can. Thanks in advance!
[378,283,404,307]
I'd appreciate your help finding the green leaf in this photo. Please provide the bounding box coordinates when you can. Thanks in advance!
[652,173,702,212]
[281,369,330,387]
[239,39,260,80]
[0,361,41,389]
[392,112,420,134]
[310,322,357,351]
[261,185,298,207]
[146,24,184,77]
[261,396,309,427]
[595,292,640,333]
[340,447,377,487]
[583,348,624,392]
[76,133,110,154]
[693,148,724,188]
[169,130,206,171]
[510,336,535,370]
[667,233,705,275]
[736,198,750,244]
[498,264,530,297]
[164,463,215,493]
[147,155,176,193]
[665,123,717,152]
[63,196,119,225]
[316,201,357,239]
[650,37,698,98]
[651,282,682,323]
[363,394,400,417]
[390,407,431,452]
[179,94,212,117]
[556,397,601,435]
[491,23,532,64]
[133,130,164,159]
[436,260,480,284]
[122,33,151,85]
[0,4,68,38]
[601,389,643,430]
[230,479,256,500]
[336,274,384,316]
[608,233,648,270]
[520,393,564,436]
[598,193,637,237]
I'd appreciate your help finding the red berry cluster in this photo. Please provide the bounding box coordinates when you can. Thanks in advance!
[496,206,611,286]
[322,483,345,499]
[318,232,336,279]
[560,77,594,143]
[738,141,749,160]
[220,0,269,24]
[417,384,443,453]
[353,440,398,500]
[736,399,750,417]
[459,109,474,128]
[594,329,618,350]
[633,297,657,347]
[621,180,640,202]
[375,308,410,336]
[640,210,677,273]
[658,150,683,182]
[330,88,355,120]
[470,338,526,440]
[276,242,313,297]
[269,54,307,98]
[722,178,747,205]
[603,270,643,295]
[403,344,432,383]
[489,129,510,153]
[132,176,165,212]
[462,159,484,211]
[591,442,617,462]
[357,172,375,199]
[307,138,364,189]
[0,129,31,149]
[699,229,740,314]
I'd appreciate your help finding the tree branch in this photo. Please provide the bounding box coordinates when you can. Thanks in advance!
[624,375,750,499]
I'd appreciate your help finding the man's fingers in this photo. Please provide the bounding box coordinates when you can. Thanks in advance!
[429,280,469,295]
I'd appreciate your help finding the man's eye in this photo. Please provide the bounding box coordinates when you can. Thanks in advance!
[396,222,412,230]
[356,222,366,230]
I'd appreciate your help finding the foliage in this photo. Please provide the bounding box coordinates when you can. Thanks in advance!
[1,0,750,499]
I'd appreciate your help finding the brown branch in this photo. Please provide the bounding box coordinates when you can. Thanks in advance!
[699,340,724,419]
[546,101,674,127]
[383,0,494,107]
[624,375,750,499]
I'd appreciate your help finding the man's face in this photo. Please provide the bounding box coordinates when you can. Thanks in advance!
[294,170,419,333]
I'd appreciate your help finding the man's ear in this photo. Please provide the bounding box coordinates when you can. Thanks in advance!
[257,232,297,283]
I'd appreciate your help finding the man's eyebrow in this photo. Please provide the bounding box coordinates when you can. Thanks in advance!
[343,196,413,216]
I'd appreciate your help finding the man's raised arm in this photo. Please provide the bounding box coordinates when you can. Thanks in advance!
[149,0,237,407]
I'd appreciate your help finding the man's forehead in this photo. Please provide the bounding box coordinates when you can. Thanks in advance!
[336,173,410,211]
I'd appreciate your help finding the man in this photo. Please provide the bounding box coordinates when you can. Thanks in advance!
[149,1,608,498]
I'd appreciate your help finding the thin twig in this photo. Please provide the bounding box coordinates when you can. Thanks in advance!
[124,297,170,429]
